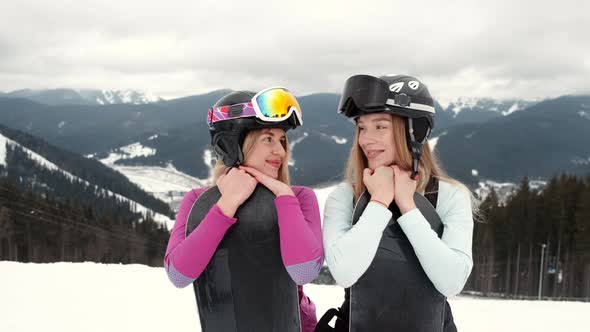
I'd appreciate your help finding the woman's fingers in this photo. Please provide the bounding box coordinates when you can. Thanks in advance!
[363,168,372,180]
[240,166,266,180]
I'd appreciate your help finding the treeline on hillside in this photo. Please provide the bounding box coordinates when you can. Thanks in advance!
[4,144,171,220]
[465,174,590,300]
[0,124,172,217]
[0,178,169,266]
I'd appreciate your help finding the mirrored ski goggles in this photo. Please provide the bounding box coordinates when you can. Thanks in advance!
[252,87,303,125]
[207,87,303,126]
[338,74,434,118]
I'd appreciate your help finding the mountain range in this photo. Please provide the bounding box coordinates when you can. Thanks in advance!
[0,89,163,106]
[1,89,588,190]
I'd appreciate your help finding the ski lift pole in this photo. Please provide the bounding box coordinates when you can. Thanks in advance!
[538,243,546,300]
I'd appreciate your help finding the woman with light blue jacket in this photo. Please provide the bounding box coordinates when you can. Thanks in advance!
[321,74,474,332]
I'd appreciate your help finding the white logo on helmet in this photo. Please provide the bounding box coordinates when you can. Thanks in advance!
[408,81,420,90]
[389,82,404,93]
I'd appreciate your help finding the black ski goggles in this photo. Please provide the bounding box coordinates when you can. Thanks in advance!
[338,75,435,124]
[338,75,391,116]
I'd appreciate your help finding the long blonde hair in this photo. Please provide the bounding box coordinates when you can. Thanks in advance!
[345,114,468,201]
[212,128,291,185]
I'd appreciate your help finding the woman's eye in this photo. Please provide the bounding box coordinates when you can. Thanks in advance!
[377,125,387,130]
[358,127,366,131]
[264,136,273,143]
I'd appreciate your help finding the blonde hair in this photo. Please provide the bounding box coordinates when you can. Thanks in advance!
[345,114,469,202]
[212,128,291,185]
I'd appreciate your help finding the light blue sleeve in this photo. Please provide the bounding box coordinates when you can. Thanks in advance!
[397,181,474,297]
[322,183,392,288]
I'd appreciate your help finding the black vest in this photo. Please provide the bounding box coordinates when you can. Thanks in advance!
[340,178,457,332]
[185,185,301,332]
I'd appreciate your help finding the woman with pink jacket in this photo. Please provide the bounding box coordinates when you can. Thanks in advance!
[164,89,323,331]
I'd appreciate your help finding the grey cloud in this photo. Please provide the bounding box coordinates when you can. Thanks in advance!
[1,0,589,100]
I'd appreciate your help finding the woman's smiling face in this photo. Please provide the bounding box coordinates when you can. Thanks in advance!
[243,128,287,179]
[357,113,395,170]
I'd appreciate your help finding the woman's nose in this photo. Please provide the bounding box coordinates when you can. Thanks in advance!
[359,130,377,145]
[272,142,286,156]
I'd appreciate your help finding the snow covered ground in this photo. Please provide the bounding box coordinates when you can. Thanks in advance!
[1,262,588,332]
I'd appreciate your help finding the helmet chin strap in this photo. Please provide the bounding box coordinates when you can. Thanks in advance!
[406,117,426,181]
[409,141,423,180]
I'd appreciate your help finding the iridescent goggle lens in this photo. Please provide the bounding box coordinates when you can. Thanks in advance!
[252,87,303,125]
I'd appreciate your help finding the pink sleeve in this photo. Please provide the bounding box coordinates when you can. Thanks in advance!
[275,186,324,285]
[164,187,237,288]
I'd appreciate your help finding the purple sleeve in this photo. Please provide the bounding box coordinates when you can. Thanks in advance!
[275,186,324,285]
[298,285,318,332]
[164,187,237,288]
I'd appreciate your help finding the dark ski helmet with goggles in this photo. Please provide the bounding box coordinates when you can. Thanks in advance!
[207,87,303,167]
[338,74,435,180]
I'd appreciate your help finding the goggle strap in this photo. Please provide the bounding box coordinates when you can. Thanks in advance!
[386,98,435,113]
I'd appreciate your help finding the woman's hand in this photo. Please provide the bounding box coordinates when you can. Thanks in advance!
[216,168,258,217]
[239,166,295,197]
[363,166,395,207]
[392,165,417,214]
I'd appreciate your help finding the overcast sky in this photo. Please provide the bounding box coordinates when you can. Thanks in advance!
[1,0,589,102]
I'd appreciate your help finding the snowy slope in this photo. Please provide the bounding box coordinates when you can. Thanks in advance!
[1,132,172,228]
[104,164,207,212]
[92,142,208,211]
[1,262,588,332]
[0,134,8,167]
[97,142,157,164]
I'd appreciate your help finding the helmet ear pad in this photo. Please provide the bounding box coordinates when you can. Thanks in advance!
[212,131,243,167]
[209,117,254,168]
[404,116,432,144]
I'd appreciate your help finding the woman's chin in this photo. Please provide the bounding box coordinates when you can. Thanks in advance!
[369,160,392,170]
[262,167,279,179]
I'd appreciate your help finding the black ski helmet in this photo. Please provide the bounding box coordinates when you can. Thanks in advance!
[338,74,436,179]
[377,74,435,129]
[208,90,301,167]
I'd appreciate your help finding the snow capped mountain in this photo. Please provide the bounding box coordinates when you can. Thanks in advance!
[1,88,164,105]
[441,97,536,117]
[82,89,163,105]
